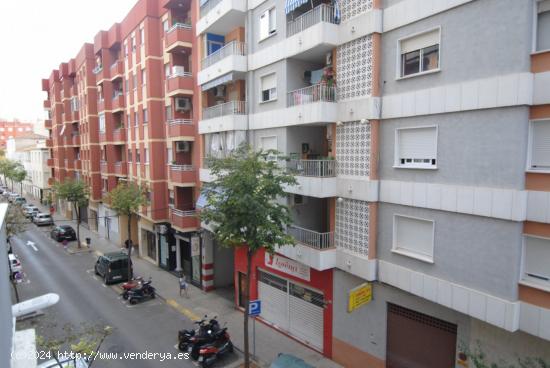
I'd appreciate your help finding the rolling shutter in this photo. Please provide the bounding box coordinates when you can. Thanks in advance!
[394,215,434,258]
[289,283,324,350]
[524,236,550,281]
[258,272,289,331]
[398,127,437,161]
[531,120,550,169]
[401,29,440,54]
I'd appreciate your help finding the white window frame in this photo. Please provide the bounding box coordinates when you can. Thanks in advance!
[533,0,550,53]
[144,148,149,164]
[259,7,277,41]
[99,113,106,133]
[527,119,550,173]
[392,214,435,263]
[520,235,550,292]
[396,26,441,80]
[394,125,438,170]
[259,72,277,103]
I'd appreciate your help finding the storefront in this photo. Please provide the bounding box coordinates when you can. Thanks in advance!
[174,232,202,287]
[234,247,333,357]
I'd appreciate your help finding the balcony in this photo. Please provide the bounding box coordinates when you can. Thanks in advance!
[46,139,53,148]
[285,159,338,198]
[277,225,336,271]
[170,208,198,230]
[74,160,82,170]
[198,41,247,86]
[112,92,125,112]
[72,111,79,122]
[169,165,196,184]
[100,161,108,173]
[167,119,194,138]
[71,135,80,146]
[45,119,52,129]
[287,159,335,177]
[165,23,193,53]
[48,177,54,186]
[110,61,124,80]
[166,71,194,97]
[65,159,74,170]
[197,0,246,36]
[287,4,337,37]
[43,100,51,109]
[47,158,54,167]
[287,84,336,107]
[114,162,127,176]
[97,99,105,112]
[112,128,126,142]
[94,65,110,82]
[199,100,247,134]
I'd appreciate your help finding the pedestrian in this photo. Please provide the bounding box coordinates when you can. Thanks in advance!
[62,239,68,249]
[179,275,188,298]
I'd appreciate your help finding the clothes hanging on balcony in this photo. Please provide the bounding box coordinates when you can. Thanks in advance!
[333,0,341,24]
[285,0,310,14]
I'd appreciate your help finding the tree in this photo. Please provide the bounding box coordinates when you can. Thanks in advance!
[11,166,27,195]
[53,179,89,248]
[200,144,296,368]
[105,182,147,280]
[0,159,19,190]
[6,204,27,303]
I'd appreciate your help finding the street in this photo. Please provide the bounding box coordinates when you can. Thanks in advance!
[11,215,197,368]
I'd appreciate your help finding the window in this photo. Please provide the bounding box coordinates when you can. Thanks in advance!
[398,28,440,78]
[136,149,140,163]
[134,112,138,126]
[131,35,136,52]
[165,105,173,121]
[141,69,147,85]
[99,114,105,132]
[168,190,174,207]
[140,28,145,46]
[260,73,277,102]
[164,63,170,79]
[127,114,131,127]
[124,41,128,58]
[259,7,276,40]
[523,235,550,289]
[167,147,173,164]
[144,148,149,163]
[102,179,108,191]
[128,149,132,162]
[143,108,148,124]
[395,126,437,169]
[528,120,550,171]
[536,0,550,51]
[163,19,169,33]
[125,78,129,94]
[260,136,277,161]
[392,215,435,263]
[133,73,137,90]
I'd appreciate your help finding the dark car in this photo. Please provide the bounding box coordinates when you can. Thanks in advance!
[50,225,77,242]
[94,251,133,284]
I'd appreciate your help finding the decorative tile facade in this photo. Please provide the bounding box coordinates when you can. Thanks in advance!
[336,121,371,177]
[335,198,369,256]
[340,0,374,22]
[336,35,373,100]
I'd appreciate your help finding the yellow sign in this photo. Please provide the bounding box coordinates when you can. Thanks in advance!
[348,283,372,313]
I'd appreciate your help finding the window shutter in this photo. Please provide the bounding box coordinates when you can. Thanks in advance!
[260,136,277,151]
[398,127,437,160]
[525,236,550,280]
[262,73,276,91]
[260,10,269,39]
[531,120,550,169]
[394,216,434,257]
[269,8,276,33]
[401,29,440,54]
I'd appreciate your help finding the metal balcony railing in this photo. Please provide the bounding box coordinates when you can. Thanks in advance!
[201,41,246,69]
[202,101,247,120]
[167,118,193,125]
[199,0,223,18]
[288,225,334,250]
[287,84,336,107]
[167,22,192,33]
[172,208,196,217]
[287,4,336,37]
[170,164,194,171]
[287,159,336,177]
[169,69,193,78]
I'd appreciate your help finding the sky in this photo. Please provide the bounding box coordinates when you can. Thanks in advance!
[0,0,138,124]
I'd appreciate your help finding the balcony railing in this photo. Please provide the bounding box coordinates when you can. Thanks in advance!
[168,118,193,126]
[170,164,194,172]
[199,0,223,18]
[172,208,196,217]
[287,159,336,177]
[202,100,247,120]
[286,4,336,37]
[288,225,334,250]
[202,41,246,70]
[168,22,192,33]
[287,84,336,107]
[169,70,193,78]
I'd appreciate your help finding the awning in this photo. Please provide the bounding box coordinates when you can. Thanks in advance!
[201,72,234,91]
[285,0,309,14]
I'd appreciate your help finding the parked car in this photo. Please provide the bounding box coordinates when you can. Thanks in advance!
[24,207,40,218]
[8,253,22,279]
[270,354,315,368]
[94,251,132,284]
[50,225,77,242]
[13,197,26,205]
[8,193,20,202]
[33,213,54,226]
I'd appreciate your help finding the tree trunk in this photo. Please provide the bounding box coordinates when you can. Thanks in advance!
[127,213,132,280]
[75,203,81,248]
[244,248,253,368]
[20,182,22,196]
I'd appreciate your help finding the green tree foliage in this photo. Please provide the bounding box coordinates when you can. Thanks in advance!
[53,179,89,247]
[200,144,296,368]
[105,182,147,279]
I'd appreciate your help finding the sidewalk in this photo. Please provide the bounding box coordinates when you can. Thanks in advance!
[27,197,342,368]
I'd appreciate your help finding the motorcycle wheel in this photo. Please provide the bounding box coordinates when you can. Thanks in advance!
[122,292,129,300]
[201,358,211,368]
[191,347,200,361]
[178,341,188,351]
[151,292,155,299]
[129,298,138,305]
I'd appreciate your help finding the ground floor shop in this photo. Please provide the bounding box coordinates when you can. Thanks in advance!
[97,203,121,245]
[331,269,550,368]
[234,247,333,357]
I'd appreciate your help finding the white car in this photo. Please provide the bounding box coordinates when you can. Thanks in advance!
[8,253,22,277]
[33,213,54,226]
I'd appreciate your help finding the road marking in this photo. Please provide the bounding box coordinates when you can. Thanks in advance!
[166,299,201,321]
[26,241,38,252]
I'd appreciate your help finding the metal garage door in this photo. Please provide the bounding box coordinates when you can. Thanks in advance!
[387,303,457,368]
[258,271,324,350]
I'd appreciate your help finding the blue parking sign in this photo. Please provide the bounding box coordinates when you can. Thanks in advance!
[249,300,261,317]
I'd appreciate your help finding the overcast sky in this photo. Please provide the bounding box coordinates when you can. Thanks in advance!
[0,0,137,123]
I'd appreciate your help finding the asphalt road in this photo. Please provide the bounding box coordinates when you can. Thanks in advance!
[11,216,196,368]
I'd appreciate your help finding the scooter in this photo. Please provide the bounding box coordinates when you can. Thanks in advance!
[186,321,223,361]
[197,328,234,367]
[121,276,145,300]
[127,281,155,305]
[178,315,219,352]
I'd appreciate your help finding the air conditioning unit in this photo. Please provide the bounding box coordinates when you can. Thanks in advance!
[214,85,226,98]
[176,141,190,152]
[175,97,191,111]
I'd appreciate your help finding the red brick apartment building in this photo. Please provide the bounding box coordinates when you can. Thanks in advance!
[42,0,206,284]
[0,120,35,149]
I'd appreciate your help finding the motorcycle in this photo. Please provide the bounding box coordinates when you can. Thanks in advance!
[121,276,145,300]
[127,280,155,305]
[178,315,219,352]
[197,328,234,367]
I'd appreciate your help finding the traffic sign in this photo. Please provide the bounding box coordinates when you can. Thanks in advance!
[248,300,261,317]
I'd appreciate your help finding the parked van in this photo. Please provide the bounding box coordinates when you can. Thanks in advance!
[94,251,133,284]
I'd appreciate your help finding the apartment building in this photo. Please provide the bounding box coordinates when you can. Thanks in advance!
[197,0,550,366]
[0,120,35,150]
[41,0,227,289]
